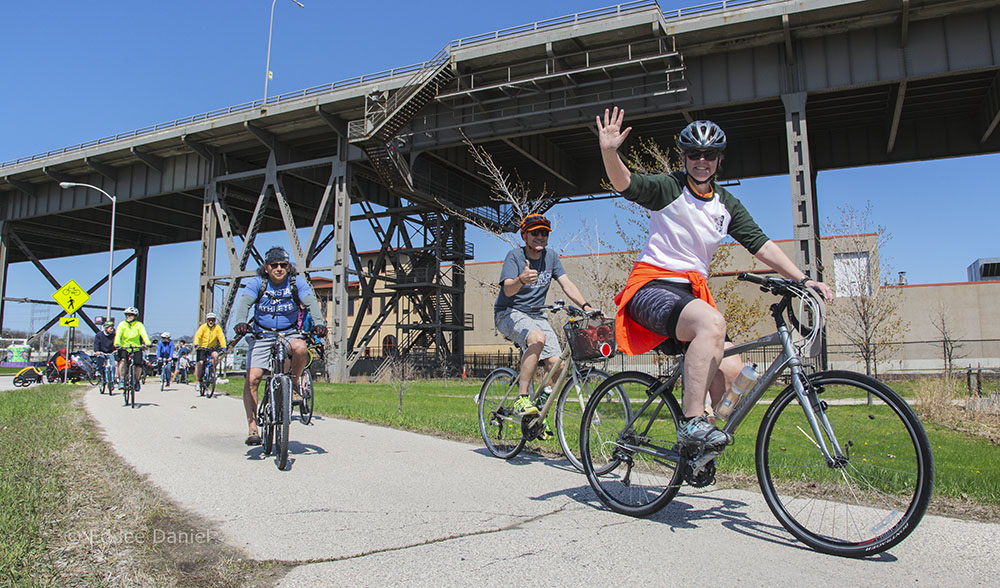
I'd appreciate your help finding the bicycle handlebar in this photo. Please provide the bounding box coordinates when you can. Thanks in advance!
[530,299,603,318]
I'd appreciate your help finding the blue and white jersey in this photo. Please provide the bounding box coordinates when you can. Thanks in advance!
[241,275,312,332]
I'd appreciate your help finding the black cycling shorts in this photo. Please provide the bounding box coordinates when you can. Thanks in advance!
[197,347,220,362]
[625,280,698,341]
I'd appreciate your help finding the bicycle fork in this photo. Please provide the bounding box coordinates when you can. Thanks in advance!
[781,329,846,468]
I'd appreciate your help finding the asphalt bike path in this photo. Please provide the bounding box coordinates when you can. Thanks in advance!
[83,382,997,587]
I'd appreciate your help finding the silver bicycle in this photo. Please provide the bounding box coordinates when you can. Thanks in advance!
[580,273,933,557]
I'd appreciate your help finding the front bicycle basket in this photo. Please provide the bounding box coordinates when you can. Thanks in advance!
[566,317,616,361]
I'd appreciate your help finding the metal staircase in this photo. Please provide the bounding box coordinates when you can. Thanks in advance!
[348,49,455,192]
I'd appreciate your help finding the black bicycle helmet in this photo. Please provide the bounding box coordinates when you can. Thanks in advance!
[677,120,727,151]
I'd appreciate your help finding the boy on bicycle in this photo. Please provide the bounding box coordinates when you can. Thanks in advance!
[114,307,151,391]
[233,246,325,446]
[93,319,117,389]
[194,313,226,385]
[494,213,595,438]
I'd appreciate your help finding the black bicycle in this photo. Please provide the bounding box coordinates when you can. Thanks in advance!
[199,348,220,398]
[580,274,933,557]
[119,346,143,409]
[248,327,302,470]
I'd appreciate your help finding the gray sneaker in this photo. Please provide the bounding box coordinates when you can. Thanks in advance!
[677,416,732,453]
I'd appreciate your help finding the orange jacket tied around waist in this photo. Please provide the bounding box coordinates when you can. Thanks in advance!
[614,262,717,356]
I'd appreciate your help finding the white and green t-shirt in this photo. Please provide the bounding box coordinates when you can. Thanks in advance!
[621,171,769,279]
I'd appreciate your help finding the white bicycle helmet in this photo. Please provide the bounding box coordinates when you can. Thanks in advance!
[677,120,727,151]
[162,332,171,339]
[205,312,217,320]
[124,306,139,316]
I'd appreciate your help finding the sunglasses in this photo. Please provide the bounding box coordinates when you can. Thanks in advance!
[527,229,550,237]
[686,150,720,161]
[269,262,289,269]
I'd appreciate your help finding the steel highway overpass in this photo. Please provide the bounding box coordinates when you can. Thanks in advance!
[1,0,998,379]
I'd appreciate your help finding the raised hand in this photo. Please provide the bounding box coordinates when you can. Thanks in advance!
[596,106,632,152]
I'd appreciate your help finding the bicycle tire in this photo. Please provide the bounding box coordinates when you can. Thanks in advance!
[299,370,314,425]
[554,368,620,473]
[477,368,527,460]
[581,371,685,517]
[122,378,131,407]
[97,371,106,395]
[207,367,216,399]
[276,375,292,470]
[756,370,934,557]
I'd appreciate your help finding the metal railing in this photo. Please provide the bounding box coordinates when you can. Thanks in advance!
[2,0,778,170]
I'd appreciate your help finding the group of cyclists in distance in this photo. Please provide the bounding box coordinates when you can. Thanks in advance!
[87,245,326,447]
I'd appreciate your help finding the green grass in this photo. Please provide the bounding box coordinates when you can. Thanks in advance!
[218,376,1000,506]
[0,385,74,586]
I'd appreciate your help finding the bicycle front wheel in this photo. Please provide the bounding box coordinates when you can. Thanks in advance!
[555,368,618,473]
[299,370,314,425]
[477,368,526,460]
[756,370,934,557]
[276,375,292,470]
[581,371,684,517]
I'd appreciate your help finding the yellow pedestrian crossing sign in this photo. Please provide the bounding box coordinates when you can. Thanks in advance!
[59,317,79,327]
[52,280,90,314]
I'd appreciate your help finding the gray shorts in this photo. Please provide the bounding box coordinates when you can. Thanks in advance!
[495,308,561,360]
[247,334,302,371]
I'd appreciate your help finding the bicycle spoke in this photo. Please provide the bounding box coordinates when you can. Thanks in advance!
[757,372,932,556]
[581,372,683,517]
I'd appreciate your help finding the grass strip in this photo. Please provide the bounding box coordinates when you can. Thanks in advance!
[0,385,285,587]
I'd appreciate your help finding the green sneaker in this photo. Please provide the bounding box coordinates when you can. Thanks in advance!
[513,395,539,417]
[538,418,554,441]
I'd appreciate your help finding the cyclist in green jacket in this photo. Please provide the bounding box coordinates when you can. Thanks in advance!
[114,306,152,391]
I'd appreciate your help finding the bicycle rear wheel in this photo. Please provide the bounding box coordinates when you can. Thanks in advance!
[299,370,314,425]
[477,368,527,460]
[581,371,685,517]
[554,368,620,473]
[756,370,934,557]
[276,375,292,470]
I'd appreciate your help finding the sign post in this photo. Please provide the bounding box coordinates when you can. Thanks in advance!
[53,281,90,384]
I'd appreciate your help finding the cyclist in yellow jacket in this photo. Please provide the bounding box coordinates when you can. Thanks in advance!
[114,306,152,391]
[193,312,227,384]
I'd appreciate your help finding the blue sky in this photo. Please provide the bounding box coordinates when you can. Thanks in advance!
[2,0,998,338]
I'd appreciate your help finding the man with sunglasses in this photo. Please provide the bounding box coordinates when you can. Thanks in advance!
[494,213,595,435]
[597,108,833,456]
[193,312,226,387]
[233,246,325,446]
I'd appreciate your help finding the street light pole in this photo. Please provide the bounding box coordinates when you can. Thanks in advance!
[59,182,116,322]
[264,0,305,106]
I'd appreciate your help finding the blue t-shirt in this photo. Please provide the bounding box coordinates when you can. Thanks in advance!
[241,275,312,332]
[493,247,566,317]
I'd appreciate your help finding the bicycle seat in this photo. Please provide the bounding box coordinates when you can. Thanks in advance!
[654,338,688,356]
